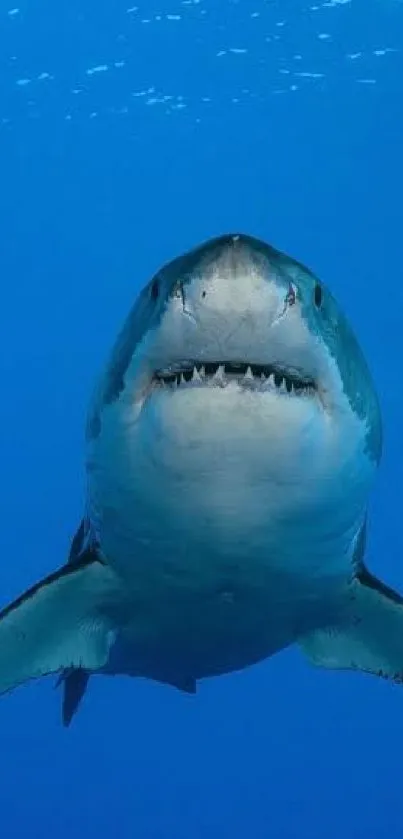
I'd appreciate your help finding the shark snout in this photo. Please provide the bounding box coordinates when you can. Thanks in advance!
[147,236,310,377]
[171,249,295,343]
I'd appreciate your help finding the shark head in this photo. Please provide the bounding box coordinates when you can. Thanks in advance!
[86,234,382,571]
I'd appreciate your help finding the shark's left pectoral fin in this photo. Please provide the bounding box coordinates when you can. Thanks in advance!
[299,568,403,684]
[0,556,118,697]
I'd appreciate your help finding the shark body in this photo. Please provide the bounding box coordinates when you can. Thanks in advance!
[0,233,401,725]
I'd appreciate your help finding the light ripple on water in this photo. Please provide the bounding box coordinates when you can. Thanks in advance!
[1,0,402,128]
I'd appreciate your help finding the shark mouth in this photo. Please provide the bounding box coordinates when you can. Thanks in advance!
[154,362,316,395]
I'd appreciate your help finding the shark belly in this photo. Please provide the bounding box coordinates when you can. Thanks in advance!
[86,388,359,684]
[101,545,348,685]
[96,519,351,685]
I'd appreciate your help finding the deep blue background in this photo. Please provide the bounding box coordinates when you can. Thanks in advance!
[0,1,403,836]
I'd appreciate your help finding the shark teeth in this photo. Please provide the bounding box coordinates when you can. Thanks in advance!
[154,362,315,395]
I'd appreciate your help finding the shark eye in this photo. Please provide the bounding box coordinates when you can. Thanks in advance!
[150,278,160,302]
[314,283,323,308]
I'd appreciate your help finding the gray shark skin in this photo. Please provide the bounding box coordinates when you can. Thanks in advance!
[0,232,401,727]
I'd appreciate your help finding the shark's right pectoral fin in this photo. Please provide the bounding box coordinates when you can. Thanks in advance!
[299,568,403,684]
[0,556,118,697]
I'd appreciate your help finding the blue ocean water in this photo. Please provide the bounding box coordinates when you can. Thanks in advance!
[0,1,403,836]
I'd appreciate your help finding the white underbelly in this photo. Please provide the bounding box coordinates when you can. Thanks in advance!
[87,397,362,590]
[87,450,357,679]
[85,387,371,679]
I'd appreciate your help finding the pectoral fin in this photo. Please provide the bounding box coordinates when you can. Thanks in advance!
[299,567,403,683]
[0,554,118,697]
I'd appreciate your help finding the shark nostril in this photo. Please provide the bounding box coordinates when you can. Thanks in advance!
[285,283,297,306]
[171,281,183,300]
[201,290,207,299]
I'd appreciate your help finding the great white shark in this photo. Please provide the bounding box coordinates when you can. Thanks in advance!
[0,232,400,726]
